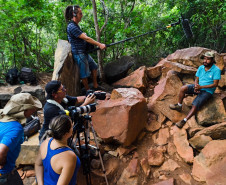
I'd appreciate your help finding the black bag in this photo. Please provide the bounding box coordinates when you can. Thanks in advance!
[5,68,20,85]
[20,67,37,85]
[24,117,40,138]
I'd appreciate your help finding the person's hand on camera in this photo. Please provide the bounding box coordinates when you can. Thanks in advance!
[82,93,95,106]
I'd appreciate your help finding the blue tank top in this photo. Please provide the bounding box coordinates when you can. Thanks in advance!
[42,138,81,185]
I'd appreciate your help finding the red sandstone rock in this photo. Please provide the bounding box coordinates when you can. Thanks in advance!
[172,126,194,163]
[91,88,147,146]
[113,66,148,94]
[192,140,226,182]
[148,147,165,166]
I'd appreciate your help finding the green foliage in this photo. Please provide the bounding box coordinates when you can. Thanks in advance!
[0,0,225,77]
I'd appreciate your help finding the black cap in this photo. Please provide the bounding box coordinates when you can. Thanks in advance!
[45,80,61,99]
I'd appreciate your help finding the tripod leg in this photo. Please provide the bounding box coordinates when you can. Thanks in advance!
[89,121,109,185]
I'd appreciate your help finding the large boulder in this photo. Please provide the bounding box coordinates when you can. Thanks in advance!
[147,66,162,79]
[147,70,189,123]
[192,140,226,183]
[104,56,135,84]
[172,126,194,164]
[52,39,80,96]
[196,95,226,126]
[16,133,39,165]
[91,88,147,146]
[190,121,226,140]
[113,66,148,94]
[167,47,225,70]
[161,60,197,74]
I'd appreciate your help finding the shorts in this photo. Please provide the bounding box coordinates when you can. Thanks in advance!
[72,53,98,79]
[186,84,212,109]
[0,169,23,185]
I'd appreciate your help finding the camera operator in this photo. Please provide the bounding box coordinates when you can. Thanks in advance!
[39,80,95,142]
[35,115,80,185]
[0,93,42,185]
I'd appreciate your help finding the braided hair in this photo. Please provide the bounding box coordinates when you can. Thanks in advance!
[64,5,81,22]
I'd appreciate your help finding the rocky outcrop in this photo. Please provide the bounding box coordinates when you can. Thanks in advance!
[172,126,194,163]
[91,88,148,146]
[167,47,225,70]
[192,140,226,183]
[113,66,148,94]
[0,85,45,108]
[16,133,39,165]
[196,95,226,126]
[52,39,80,96]
[147,70,188,123]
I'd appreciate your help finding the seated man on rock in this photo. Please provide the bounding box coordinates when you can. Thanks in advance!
[169,51,221,128]
[0,93,42,185]
[39,80,95,142]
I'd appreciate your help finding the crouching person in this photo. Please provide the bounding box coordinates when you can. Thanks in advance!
[0,93,42,185]
[35,115,81,185]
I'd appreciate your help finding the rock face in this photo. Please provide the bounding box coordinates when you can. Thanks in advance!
[104,56,135,84]
[91,88,148,146]
[196,95,226,126]
[0,85,45,108]
[148,70,187,123]
[16,133,39,165]
[172,127,194,163]
[52,39,80,96]
[113,66,148,94]
[192,140,226,183]
[14,47,226,185]
[167,47,225,70]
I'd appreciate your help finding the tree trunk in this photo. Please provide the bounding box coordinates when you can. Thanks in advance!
[91,0,108,82]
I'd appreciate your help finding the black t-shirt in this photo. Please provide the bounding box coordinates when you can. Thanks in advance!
[39,95,77,140]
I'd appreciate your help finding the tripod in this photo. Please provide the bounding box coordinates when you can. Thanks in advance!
[69,113,109,185]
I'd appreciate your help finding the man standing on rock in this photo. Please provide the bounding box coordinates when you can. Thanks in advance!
[0,93,42,185]
[169,51,221,128]
[65,5,106,92]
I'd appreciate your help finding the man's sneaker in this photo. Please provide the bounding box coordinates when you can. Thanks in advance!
[169,104,182,112]
[176,120,186,128]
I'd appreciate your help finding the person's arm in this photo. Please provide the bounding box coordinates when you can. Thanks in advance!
[195,80,219,90]
[0,124,23,169]
[79,33,106,50]
[35,150,44,185]
[0,144,9,169]
[80,94,95,106]
[57,152,77,185]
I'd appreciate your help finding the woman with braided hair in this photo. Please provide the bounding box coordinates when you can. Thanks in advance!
[65,5,106,91]
[35,115,80,185]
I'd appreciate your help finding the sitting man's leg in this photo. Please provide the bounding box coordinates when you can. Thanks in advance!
[176,90,212,128]
[169,84,191,112]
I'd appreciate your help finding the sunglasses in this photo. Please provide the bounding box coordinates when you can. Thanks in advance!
[57,86,66,93]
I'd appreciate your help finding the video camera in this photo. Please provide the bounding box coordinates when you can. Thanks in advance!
[66,103,96,121]
[86,90,106,100]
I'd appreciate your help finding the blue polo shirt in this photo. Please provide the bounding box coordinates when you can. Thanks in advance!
[195,64,221,94]
[67,21,86,54]
[0,121,24,174]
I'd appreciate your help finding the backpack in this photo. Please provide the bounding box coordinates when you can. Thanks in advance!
[20,67,37,85]
[5,68,20,85]
[24,116,41,139]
